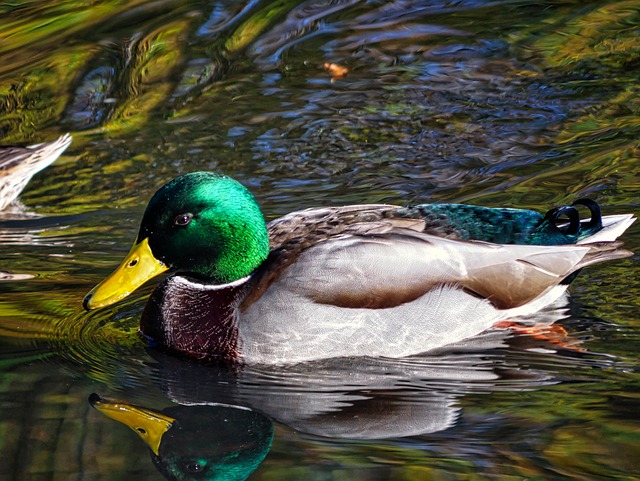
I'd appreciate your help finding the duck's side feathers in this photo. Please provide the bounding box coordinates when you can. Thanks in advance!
[240,283,509,364]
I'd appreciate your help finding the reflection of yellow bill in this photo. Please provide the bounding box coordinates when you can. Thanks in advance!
[83,237,168,310]
[90,394,175,455]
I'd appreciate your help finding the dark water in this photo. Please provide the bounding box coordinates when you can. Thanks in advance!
[1,1,639,480]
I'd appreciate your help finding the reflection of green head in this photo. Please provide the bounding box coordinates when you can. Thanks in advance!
[153,404,273,481]
[90,395,273,481]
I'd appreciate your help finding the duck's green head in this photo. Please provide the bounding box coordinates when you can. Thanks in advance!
[83,172,269,310]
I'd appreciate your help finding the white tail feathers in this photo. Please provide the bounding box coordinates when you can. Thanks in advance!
[578,214,636,244]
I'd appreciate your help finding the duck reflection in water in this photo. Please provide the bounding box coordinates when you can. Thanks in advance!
[90,393,273,481]
[88,302,610,480]
[90,317,575,455]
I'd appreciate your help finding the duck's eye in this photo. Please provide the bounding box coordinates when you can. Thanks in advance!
[174,213,193,226]
[184,461,204,473]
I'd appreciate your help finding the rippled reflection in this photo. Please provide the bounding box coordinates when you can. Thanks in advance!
[91,394,273,481]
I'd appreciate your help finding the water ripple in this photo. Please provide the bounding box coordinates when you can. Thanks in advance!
[47,298,153,388]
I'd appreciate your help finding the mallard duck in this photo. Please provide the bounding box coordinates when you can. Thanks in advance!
[0,133,72,210]
[83,172,635,364]
[89,393,273,481]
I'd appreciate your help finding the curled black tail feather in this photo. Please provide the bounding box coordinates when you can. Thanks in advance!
[544,205,581,236]
[572,198,603,233]
[530,198,604,245]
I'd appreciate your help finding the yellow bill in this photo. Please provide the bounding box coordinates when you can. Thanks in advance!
[90,394,175,455]
[83,237,169,310]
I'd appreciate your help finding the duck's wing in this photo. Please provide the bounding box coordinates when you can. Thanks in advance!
[0,134,72,210]
[253,205,632,312]
[276,232,629,310]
